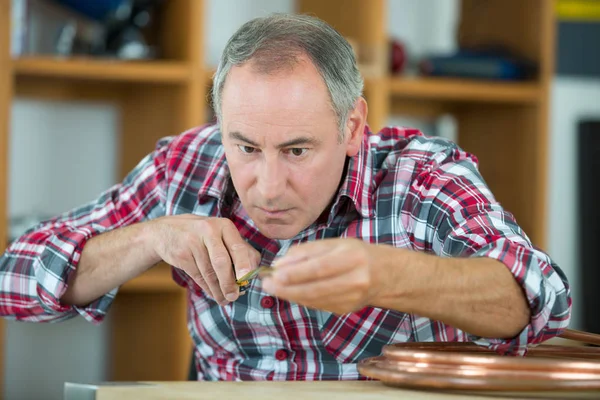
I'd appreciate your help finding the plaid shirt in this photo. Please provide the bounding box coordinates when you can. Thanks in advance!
[0,124,571,380]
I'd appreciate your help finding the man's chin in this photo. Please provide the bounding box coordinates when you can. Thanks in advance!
[254,220,304,240]
[257,224,299,240]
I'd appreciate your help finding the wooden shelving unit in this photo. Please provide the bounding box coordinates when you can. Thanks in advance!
[14,57,192,83]
[387,77,541,103]
[0,1,11,395]
[0,0,556,391]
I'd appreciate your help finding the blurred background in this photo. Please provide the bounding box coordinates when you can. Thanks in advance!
[1,0,600,399]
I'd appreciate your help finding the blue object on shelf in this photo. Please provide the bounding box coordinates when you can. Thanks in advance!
[51,0,129,21]
[419,49,536,81]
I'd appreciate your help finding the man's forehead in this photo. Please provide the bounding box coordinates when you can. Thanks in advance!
[223,58,328,101]
[220,57,338,135]
[222,92,335,122]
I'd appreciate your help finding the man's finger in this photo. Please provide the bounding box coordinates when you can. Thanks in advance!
[222,223,260,280]
[202,237,231,304]
[183,257,214,300]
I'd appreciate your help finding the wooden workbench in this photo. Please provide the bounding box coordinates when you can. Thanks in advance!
[63,381,600,400]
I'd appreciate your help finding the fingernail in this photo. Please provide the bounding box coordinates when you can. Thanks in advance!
[226,293,237,302]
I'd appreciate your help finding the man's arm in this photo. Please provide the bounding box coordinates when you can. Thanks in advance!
[394,137,571,352]
[368,246,530,339]
[61,222,159,306]
[263,238,531,338]
[0,136,171,322]
[62,214,261,307]
[264,207,570,354]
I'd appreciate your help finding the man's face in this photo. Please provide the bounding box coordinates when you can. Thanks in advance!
[221,57,363,239]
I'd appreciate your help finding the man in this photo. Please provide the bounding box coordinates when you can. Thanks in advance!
[0,14,571,380]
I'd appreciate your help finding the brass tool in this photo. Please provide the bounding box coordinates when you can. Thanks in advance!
[236,266,273,291]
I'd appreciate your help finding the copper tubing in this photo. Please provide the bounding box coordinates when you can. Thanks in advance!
[358,356,600,391]
[357,329,600,392]
[561,329,600,347]
[382,341,600,361]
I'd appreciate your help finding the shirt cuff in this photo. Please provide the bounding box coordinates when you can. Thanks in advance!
[467,238,570,355]
[36,226,116,324]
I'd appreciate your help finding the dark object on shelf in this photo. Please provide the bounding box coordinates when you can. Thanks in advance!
[557,22,600,78]
[419,48,536,81]
[578,119,600,336]
[51,0,164,59]
[389,38,406,75]
[51,0,128,21]
[11,0,106,56]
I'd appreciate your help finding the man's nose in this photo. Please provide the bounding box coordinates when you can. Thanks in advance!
[257,156,286,202]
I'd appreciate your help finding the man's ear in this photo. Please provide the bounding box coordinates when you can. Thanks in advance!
[345,97,368,157]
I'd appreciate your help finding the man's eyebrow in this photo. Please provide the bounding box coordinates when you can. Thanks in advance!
[276,136,321,149]
[228,131,321,148]
[228,131,260,147]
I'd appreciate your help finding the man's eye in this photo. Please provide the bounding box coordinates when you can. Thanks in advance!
[238,145,256,154]
[289,148,307,157]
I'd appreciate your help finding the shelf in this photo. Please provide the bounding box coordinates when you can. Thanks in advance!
[387,76,541,104]
[120,263,183,294]
[13,57,191,84]
[204,69,538,104]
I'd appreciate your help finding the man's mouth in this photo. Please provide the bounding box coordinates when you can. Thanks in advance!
[258,207,292,217]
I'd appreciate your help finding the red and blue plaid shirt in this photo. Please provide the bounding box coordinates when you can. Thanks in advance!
[0,124,572,380]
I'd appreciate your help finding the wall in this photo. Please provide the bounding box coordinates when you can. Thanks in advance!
[9,99,119,227]
[386,0,459,137]
[4,99,118,400]
[205,0,294,67]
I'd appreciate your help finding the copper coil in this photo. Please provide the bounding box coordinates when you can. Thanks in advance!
[357,329,600,393]
[383,342,600,362]
[358,356,600,392]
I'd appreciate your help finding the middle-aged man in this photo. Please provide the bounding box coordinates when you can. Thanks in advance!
[0,14,571,380]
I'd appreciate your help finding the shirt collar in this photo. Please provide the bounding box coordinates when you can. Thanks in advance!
[196,134,232,211]
[197,127,375,219]
[329,127,375,220]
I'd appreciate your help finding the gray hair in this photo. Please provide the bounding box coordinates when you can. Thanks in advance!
[211,13,364,138]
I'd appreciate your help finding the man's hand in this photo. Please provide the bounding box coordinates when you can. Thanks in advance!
[261,238,383,314]
[149,215,261,305]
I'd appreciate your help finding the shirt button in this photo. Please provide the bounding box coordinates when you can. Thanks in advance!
[260,296,275,309]
[275,349,288,361]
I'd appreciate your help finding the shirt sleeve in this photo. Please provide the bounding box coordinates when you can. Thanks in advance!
[402,138,572,355]
[0,137,172,324]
